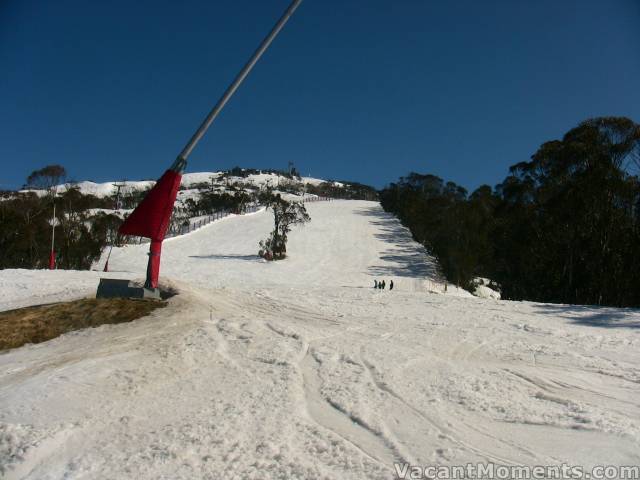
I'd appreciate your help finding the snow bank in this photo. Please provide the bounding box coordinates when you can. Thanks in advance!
[0,269,137,312]
[473,277,501,300]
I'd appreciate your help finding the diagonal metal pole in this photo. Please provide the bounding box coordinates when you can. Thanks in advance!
[126,0,304,292]
[174,0,304,170]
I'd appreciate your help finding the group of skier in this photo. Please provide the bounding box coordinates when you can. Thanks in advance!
[374,279,394,290]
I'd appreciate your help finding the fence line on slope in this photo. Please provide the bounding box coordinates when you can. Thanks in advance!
[165,204,261,239]
[127,196,333,244]
[301,196,332,203]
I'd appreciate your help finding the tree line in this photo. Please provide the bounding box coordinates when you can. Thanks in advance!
[0,171,252,270]
[380,117,640,307]
[0,188,119,270]
[0,166,332,270]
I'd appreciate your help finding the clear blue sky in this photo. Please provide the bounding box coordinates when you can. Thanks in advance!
[1,0,639,191]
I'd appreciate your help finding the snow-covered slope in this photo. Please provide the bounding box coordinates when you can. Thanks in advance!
[1,201,639,479]
[95,200,451,291]
[21,171,339,198]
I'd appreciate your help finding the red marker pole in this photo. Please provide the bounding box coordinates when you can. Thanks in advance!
[103,243,113,272]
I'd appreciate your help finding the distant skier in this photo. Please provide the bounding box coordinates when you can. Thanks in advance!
[381,280,386,290]
[374,279,378,289]
[389,280,394,290]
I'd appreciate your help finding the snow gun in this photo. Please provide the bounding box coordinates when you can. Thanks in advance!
[117,0,304,293]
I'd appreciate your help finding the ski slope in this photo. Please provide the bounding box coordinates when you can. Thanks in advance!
[1,201,639,479]
[98,200,454,291]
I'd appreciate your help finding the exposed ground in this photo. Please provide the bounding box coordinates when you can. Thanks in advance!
[0,298,166,351]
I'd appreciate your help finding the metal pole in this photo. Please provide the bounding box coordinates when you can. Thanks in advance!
[51,203,55,252]
[177,0,304,163]
[49,203,56,270]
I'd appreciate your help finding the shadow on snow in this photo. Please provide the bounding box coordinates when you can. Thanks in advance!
[533,303,640,330]
[189,254,262,262]
[353,205,440,280]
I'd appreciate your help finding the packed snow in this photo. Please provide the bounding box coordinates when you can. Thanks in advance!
[1,201,639,479]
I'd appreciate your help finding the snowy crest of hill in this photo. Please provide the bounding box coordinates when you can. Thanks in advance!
[56,171,339,196]
[20,169,361,205]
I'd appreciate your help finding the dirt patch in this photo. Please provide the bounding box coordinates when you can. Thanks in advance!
[0,298,167,351]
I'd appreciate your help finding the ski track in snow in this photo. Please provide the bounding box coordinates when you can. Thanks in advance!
[1,200,640,479]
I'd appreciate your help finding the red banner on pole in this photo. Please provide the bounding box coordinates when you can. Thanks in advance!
[119,169,182,242]
[118,167,183,290]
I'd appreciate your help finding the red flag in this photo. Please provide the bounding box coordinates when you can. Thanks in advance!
[119,169,182,241]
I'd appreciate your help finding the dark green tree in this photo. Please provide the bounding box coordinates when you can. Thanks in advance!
[380,117,640,306]
[26,164,67,192]
[258,191,310,260]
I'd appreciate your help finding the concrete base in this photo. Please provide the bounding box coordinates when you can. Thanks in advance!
[96,279,161,300]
